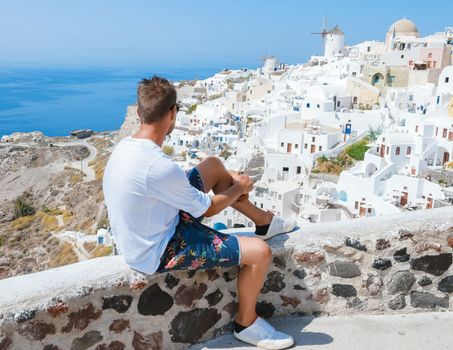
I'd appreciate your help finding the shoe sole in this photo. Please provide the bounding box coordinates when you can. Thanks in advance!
[257,221,297,241]
[233,332,294,349]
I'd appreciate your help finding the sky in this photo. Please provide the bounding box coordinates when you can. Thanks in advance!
[1,0,453,69]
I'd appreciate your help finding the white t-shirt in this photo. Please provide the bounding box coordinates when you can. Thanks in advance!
[103,136,212,274]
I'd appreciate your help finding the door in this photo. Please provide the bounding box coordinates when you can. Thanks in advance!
[426,197,433,209]
[443,152,450,164]
[287,143,292,153]
[400,191,408,206]
[310,144,316,153]
[380,145,385,157]
[359,206,366,216]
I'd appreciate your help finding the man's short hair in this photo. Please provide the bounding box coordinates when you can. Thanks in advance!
[137,76,177,124]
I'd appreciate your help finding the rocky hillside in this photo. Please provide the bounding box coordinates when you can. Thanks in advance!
[0,132,115,279]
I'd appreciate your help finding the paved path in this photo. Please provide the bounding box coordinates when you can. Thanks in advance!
[191,312,453,350]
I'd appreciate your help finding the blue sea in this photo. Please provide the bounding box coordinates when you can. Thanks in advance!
[0,65,229,138]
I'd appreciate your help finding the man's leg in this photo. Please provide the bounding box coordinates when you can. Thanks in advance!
[196,156,273,226]
[235,235,272,326]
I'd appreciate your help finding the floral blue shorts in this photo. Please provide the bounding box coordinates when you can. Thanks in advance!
[156,167,241,272]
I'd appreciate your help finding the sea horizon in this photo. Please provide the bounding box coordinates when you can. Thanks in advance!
[0,63,257,138]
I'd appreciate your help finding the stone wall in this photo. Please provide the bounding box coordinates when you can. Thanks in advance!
[1,206,453,349]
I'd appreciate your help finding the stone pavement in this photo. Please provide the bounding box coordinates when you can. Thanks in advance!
[190,311,453,350]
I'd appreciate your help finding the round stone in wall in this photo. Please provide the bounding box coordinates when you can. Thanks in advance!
[418,276,432,287]
[437,275,453,293]
[387,271,416,295]
[388,294,406,310]
[169,308,221,343]
[137,283,174,316]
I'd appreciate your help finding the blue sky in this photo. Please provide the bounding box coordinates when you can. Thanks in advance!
[1,0,453,69]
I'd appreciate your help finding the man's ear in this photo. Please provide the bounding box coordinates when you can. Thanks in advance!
[170,106,177,121]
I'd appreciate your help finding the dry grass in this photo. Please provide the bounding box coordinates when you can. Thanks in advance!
[39,213,59,232]
[90,244,112,258]
[83,241,96,253]
[92,152,109,181]
[49,242,78,268]
[11,215,36,230]
[62,210,73,225]
[77,218,95,234]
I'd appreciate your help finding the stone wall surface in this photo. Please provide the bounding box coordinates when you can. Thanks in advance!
[1,206,453,349]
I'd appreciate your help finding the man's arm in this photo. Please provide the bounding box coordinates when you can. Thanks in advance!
[203,174,252,217]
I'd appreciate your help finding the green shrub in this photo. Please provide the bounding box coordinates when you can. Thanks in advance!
[13,197,36,218]
[345,140,370,161]
[162,145,174,156]
[187,104,198,114]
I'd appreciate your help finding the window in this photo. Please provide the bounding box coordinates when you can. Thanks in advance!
[278,194,282,200]
[443,128,448,138]
[401,55,404,59]
[337,101,340,107]
[312,136,315,142]
[446,77,450,83]
[367,208,371,213]
[353,96,358,103]
[283,167,289,172]
[317,104,320,108]
[98,237,104,244]
[297,166,301,174]
[260,203,263,209]
[319,145,322,151]
[304,143,308,149]
[281,142,284,147]
[415,125,419,132]
[436,127,439,136]
[386,146,389,155]
[367,46,371,52]
[306,103,310,108]
[295,144,298,148]
[354,201,359,209]
[396,146,400,155]
[437,96,440,104]
[407,146,411,155]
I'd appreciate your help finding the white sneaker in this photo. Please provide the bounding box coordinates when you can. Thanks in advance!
[234,317,294,349]
[256,216,297,240]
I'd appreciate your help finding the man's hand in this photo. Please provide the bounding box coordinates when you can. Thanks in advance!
[236,193,249,203]
[235,174,253,195]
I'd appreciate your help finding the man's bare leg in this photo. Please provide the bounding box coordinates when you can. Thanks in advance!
[196,156,273,326]
[196,156,273,226]
[235,236,272,326]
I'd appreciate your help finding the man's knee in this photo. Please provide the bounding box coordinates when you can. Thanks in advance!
[253,239,272,265]
[260,241,273,264]
[203,156,223,168]
[238,237,272,266]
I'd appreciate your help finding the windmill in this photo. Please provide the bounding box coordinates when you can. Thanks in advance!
[311,17,328,48]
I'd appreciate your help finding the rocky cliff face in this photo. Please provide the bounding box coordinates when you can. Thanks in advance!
[116,105,140,142]
[0,134,113,279]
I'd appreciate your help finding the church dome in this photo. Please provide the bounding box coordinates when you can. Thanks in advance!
[388,18,418,33]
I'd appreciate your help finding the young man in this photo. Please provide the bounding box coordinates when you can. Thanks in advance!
[103,76,296,349]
